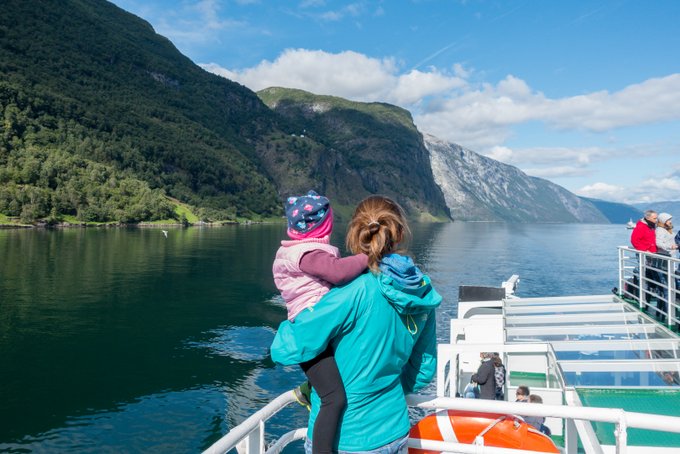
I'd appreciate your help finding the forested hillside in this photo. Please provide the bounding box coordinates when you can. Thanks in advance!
[0,0,450,225]
[0,0,281,223]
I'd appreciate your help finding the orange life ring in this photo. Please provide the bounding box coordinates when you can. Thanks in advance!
[409,410,559,453]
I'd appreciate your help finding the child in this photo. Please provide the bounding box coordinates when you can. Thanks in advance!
[272,190,368,454]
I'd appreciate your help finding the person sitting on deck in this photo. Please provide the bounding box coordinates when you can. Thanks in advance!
[523,394,552,436]
[515,385,530,402]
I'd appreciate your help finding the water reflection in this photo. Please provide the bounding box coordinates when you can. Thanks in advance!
[184,326,275,362]
[0,223,633,452]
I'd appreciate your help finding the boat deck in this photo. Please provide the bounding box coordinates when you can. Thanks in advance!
[453,285,680,452]
[505,293,680,448]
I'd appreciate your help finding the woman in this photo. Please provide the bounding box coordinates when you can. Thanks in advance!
[270,195,441,453]
[655,213,678,316]
[656,213,678,257]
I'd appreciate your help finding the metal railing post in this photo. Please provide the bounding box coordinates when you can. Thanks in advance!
[618,247,624,297]
[615,411,628,454]
[564,418,578,454]
[639,252,644,310]
[668,259,675,329]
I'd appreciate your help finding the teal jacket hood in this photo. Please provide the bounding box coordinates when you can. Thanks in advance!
[377,273,441,315]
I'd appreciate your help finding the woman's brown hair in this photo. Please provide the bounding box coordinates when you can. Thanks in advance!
[345,195,411,271]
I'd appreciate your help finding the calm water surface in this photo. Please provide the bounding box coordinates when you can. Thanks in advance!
[0,223,632,452]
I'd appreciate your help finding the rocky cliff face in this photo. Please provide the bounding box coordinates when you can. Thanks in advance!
[425,134,609,223]
[257,88,450,221]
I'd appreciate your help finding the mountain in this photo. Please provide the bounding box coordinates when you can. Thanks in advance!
[424,134,609,223]
[0,0,449,224]
[0,0,624,226]
[1,0,282,223]
[256,87,450,221]
[581,198,642,224]
[632,201,680,220]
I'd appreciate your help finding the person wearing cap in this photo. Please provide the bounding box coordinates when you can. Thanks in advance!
[656,213,678,256]
[272,190,368,454]
[655,213,679,322]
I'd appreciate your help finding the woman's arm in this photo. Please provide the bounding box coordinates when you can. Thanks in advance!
[400,309,437,393]
[270,286,359,366]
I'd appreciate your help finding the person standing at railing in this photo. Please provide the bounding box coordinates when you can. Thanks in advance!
[631,210,662,310]
[271,195,441,454]
[656,213,678,257]
[272,190,369,454]
[631,210,658,253]
[471,352,496,400]
[493,352,507,400]
[654,213,678,320]
[656,213,680,326]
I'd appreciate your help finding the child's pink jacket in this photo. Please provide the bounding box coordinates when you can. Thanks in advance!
[272,236,339,321]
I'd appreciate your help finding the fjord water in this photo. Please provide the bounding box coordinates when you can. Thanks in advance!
[0,223,631,452]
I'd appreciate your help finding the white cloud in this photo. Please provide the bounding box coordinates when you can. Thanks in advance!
[315,2,366,21]
[527,166,593,179]
[498,146,618,167]
[299,0,326,7]
[201,50,680,151]
[389,69,466,105]
[200,48,680,203]
[486,146,513,162]
[579,175,680,204]
[577,182,627,200]
[201,49,463,103]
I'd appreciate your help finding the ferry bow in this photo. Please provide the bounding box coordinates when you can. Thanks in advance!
[206,246,680,454]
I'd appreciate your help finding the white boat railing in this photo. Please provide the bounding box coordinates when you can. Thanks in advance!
[203,390,680,454]
[618,246,680,330]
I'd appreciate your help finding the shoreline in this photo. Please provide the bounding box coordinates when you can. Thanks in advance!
[0,219,286,230]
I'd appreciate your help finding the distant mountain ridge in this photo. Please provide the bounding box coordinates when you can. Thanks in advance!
[424,134,608,223]
[581,198,642,224]
[632,201,680,220]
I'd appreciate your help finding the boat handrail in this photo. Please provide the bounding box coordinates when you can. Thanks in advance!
[407,394,680,434]
[502,274,520,298]
[204,390,680,454]
[618,246,679,329]
[203,391,298,454]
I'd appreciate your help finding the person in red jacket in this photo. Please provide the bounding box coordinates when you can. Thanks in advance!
[631,210,664,316]
[631,210,658,252]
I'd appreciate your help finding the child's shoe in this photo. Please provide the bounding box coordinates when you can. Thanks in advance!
[293,381,311,411]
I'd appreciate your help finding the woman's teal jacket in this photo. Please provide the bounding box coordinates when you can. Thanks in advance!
[270,271,441,451]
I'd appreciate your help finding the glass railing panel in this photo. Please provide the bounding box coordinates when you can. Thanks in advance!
[563,370,680,387]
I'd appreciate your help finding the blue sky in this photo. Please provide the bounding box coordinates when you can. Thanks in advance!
[110,0,680,204]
